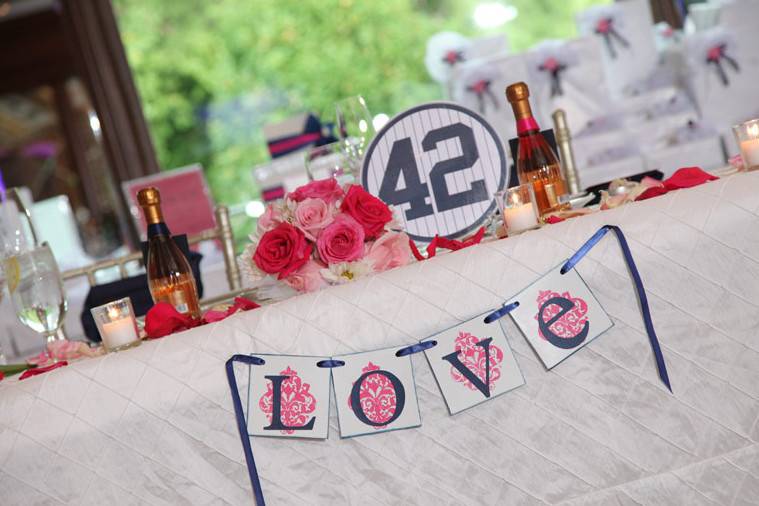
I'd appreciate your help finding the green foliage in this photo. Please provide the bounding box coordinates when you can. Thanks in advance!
[114,0,607,210]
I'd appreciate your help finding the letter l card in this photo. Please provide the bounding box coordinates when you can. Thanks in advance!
[247,354,331,439]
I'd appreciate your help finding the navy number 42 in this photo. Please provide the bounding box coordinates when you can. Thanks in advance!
[378,123,488,220]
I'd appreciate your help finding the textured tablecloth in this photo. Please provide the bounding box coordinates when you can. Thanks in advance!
[2,172,759,505]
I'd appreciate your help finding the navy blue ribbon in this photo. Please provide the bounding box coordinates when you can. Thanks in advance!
[561,225,672,392]
[316,359,345,368]
[396,340,438,357]
[225,225,670,504]
[484,301,520,324]
[225,355,266,505]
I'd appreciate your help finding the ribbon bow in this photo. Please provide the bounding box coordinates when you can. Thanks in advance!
[442,50,465,66]
[706,43,740,86]
[466,79,499,114]
[538,57,568,97]
[409,227,486,261]
[595,17,630,59]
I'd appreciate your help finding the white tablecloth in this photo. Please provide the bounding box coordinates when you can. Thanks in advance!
[2,172,759,505]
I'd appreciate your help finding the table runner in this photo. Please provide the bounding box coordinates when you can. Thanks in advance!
[1,172,759,505]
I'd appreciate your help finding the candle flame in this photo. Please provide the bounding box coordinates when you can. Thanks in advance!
[750,123,759,138]
[107,307,120,320]
[509,192,521,206]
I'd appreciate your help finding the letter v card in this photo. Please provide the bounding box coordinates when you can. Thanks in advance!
[423,314,524,415]
[505,262,613,369]
[247,354,331,439]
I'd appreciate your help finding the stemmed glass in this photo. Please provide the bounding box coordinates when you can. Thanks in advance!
[5,243,67,357]
[304,141,360,183]
[335,95,376,163]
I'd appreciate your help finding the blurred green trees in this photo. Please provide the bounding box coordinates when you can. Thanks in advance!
[114,0,606,207]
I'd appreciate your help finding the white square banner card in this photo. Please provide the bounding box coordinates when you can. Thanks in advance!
[332,346,421,438]
[247,354,332,439]
[506,262,613,369]
[423,314,525,415]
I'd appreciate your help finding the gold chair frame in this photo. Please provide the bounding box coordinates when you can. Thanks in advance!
[62,205,243,308]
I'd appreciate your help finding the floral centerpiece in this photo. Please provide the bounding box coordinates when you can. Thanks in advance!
[239,178,412,294]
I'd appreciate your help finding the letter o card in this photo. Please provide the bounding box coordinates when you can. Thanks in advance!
[247,355,332,439]
[423,314,524,415]
[506,263,613,369]
[332,346,421,438]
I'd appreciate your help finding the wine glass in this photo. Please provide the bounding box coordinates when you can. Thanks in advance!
[335,95,376,162]
[5,243,67,356]
[304,141,359,183]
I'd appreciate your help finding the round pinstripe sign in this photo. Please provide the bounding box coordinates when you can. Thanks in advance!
[362,102,508,242]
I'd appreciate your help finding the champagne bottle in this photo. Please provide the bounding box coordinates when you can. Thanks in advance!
[505,82,569,216]
[137,187,201,319]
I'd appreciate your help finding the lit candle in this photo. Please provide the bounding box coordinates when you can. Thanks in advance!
[503,191,539,234]
[102,308,139,350]
[740,123,759,169]
[91,298,141,352]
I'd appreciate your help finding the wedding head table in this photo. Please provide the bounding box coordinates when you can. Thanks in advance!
[2,171,759,505]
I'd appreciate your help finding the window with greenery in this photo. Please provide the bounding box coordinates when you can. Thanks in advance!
[114,0,608,209]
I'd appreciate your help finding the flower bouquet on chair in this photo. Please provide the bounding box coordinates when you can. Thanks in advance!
[239,178,412,297]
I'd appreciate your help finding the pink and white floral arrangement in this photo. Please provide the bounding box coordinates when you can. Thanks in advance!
[239,178,412,293]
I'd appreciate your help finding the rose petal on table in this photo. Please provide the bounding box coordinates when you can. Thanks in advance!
[635,186,669,201]
[409,236,439,261]
[230,296,260,313]
[203,309,228,323]
[411,227,485,261]
[641,176,664,188]
[144,302,201,339]
[19,361,67,380]
[663,167,718,190]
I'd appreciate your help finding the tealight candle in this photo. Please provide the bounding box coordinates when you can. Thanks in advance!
[733,119,759,171]
[91,297,141,352]
[495,184,540,235]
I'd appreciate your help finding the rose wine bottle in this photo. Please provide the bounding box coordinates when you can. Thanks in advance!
[137,187,201,319]
[505,82,569,216]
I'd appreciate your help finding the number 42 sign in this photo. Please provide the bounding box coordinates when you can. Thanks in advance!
[362,102,509,242]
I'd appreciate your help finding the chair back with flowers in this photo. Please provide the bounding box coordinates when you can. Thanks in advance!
[62,205,241,293]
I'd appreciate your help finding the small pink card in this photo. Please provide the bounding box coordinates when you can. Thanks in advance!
[122,164,215,239]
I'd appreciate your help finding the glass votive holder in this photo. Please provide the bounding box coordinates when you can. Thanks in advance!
[733,118,759,171]
[495,184,540,235]
[91,297,141,352]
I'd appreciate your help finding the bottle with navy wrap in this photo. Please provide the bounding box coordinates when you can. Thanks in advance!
[137,187,201,319]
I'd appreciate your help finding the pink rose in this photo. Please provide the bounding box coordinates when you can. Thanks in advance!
[288,178,344,204]
[257,204,282,234]
[294,198,334,240]
[366,231,412,272]
[253,223,312,279]
[284,260,327,293]
[340,185,393,239]
[316,214,365,264]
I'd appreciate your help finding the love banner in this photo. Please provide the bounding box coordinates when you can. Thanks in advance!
[226,225,672,505]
